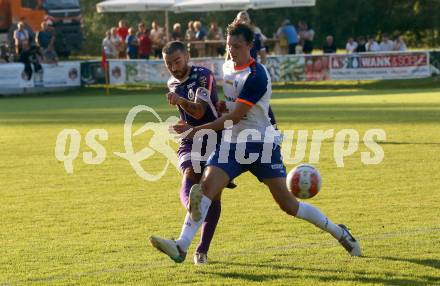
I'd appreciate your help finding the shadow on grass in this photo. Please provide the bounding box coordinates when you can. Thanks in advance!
[380,256,440,270]
[204,260,439,285]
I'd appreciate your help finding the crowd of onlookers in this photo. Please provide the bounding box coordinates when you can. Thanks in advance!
[0,20,58,80]
[323,33,407,54]
[0,20,58,64]
[1,17,411,68]
[104,17,410,61]
[102,19,228,60]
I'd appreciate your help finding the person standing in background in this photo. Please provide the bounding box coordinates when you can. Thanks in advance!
[137,22,152,59]
[102,30,117,59]
[126,27,138,59]
[278,19,298,55]
[116,20,129,59]
[298,21,314,54]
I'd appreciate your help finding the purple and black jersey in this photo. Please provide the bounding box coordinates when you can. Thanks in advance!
[167,66,219,127]
[167,66,220,173]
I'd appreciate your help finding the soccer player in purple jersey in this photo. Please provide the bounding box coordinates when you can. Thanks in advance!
[160,41,233,265]
[150,24,361,263]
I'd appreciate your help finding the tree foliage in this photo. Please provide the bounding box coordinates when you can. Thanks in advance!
[80,0,440,55]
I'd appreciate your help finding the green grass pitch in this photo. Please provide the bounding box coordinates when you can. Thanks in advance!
[0,79,439,285]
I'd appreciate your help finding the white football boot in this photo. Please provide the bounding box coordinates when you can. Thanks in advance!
[149,236,186,263]
[338,224,362,256]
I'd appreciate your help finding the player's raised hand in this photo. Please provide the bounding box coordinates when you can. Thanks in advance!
[166,92,181,106]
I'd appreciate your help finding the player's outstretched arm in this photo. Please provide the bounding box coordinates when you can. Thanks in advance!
[174,102,252,136]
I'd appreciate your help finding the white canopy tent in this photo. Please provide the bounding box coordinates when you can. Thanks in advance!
[173,0,316,12]
[96,0,175,40]
[96,0,175,13]
[96,0,316,40]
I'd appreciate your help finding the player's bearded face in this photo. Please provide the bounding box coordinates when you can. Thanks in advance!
[164,51,190,80]
[227,35,252,67]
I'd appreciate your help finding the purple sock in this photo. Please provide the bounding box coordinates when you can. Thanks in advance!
[179,176,195,210]
[196,199,221,254]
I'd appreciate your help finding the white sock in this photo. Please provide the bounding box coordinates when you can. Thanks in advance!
[176,195,212,252]
[296,202,343,240]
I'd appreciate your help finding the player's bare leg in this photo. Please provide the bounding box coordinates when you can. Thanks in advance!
[263,177,361,256]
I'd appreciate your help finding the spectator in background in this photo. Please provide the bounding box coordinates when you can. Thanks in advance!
[277,20,298,55]
[234,11,267,64]
[194,21,207,40]
[36,21,54,51]
[251,20,270,54]
[137,22,152,59]
[355,36,366,53]
[19,45,43,81]
[0,44,10,63]
[298,21,314,54]
[102,30,117,59]
[345,37,358,53]
[251,20,267,41]
[172,23,184,41]
[185,21,197,57]
[150,21,166,58]
[207,22,224,56]
[394,35,407,51]
[366,36,380,52]
[13,21,30,58]
[322,35,337,54]
[36,21,57,63]
[116,20,129,58]
[110,27,123,58]
[379,34,394,51]
[207,22,223,40]
[126,27,138,59]
[185,21,196,41]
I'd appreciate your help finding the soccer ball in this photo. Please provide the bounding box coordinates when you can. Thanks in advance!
[286,164,322,199]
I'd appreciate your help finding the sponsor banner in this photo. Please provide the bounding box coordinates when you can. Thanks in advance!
[190,58,224,80]
[109,58,225,85]
[267,55,305,82]
[330,52,430,80]
[107,51,433,85]
[125,60,169,84]
[108,60,126,84]
[42,62,81,87]
[305,55,330,81]
[81,61,106,85]
[0,63,34,88]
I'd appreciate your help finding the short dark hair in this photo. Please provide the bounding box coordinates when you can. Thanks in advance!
[162,41,187,55]
[226,22,254,44]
